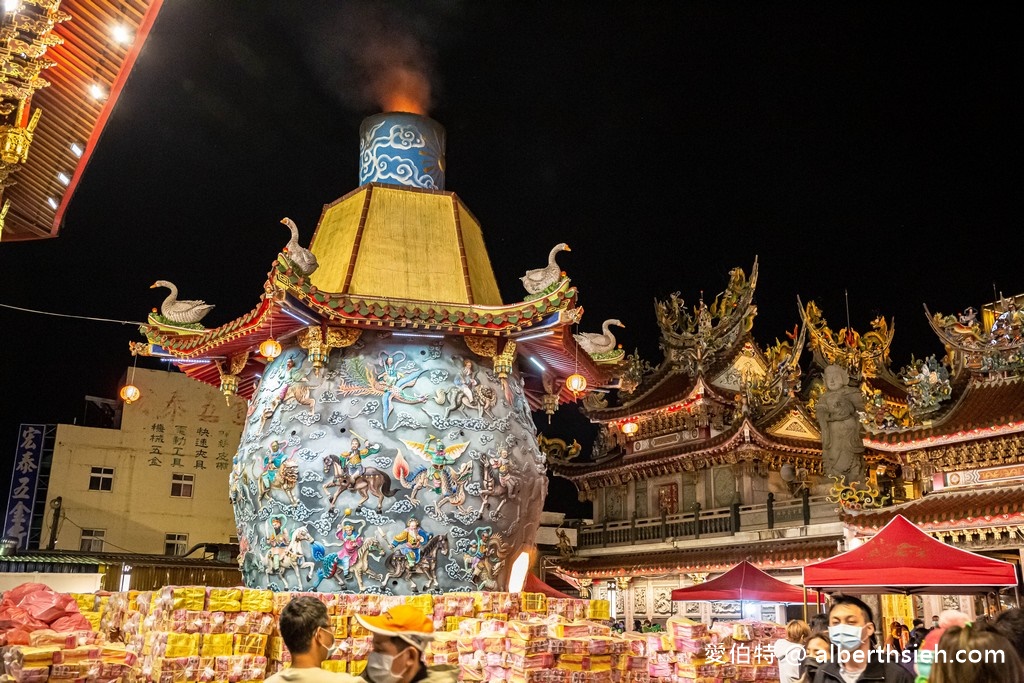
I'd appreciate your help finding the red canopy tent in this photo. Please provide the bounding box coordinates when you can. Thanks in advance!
[524,572,574,599]
[803,514,1019,595]
[670,561,823,603]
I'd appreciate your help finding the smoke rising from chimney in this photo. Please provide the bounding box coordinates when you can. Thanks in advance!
[301,1,441,116]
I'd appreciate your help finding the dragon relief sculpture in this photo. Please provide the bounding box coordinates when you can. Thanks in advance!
[926,299,1024,376]
[655,258,759,375]
[744,323,807,414]
[798,298,894,380]
[617,349,654,397]
[537,434,582,465]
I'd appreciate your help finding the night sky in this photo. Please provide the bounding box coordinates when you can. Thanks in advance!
[1,3,1020,517]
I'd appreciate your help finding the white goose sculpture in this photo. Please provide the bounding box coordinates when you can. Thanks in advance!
[520,242,570,294]
[280,217,319,277]
[574,318,625,355]
[150,280,215,324]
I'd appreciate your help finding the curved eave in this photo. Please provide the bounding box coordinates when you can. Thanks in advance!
[585,331,757,421]
[517,324,614,408]
[866,375,1024,450]
[140,295,310,358]
[839,483,1024,531]
[552,417,821,483]
[276,255,580,335]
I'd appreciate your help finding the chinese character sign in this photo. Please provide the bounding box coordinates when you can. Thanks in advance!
[4,424,45,548]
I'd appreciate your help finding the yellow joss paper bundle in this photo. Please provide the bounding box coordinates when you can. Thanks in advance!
[207,588,242,612]
[240,589,274,613]
[200,633,234,657]
[172,586,207,611]
[165,632,201,658]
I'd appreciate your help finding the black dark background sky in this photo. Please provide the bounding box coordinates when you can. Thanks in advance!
[1,3,1021,516]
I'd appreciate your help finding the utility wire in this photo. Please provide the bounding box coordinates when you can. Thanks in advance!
[0,302,146,326]
[0,302,209,335]
[59,513,142,554]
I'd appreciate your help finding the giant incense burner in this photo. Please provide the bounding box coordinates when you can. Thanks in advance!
[134,112,619,593]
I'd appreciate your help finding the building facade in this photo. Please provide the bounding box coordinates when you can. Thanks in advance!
[45,366,245,556]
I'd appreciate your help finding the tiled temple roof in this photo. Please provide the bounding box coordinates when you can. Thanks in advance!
[553,538,840,578]
[868,375,1024,448]
[841,483,1024,531]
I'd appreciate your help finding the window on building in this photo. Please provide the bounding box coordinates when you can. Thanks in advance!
[164,533,188,556]
[88,467,114,491]
[80,529,104,552]
[170,473,194,498]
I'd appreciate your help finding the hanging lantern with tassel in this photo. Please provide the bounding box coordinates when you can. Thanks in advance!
[541,391,559,423]
[259,337,282,359]
[120,349,141,404]
[566,372,587,396]
[119,383,141,404]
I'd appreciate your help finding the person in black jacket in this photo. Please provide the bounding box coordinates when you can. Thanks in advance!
[813,595,914,683]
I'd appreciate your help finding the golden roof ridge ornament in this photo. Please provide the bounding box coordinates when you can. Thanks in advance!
[926,297,1024,376]
[655,257,759,375]
[798,296,894,379]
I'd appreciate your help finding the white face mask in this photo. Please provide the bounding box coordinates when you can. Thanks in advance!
[366,651,402,683]
[829,623,865,651]
[318,629,339,660]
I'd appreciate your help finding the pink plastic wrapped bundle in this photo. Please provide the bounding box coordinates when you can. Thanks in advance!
[619,672,650,683]
[732,665,757,681]
[508,652,553,670]
[507,636,548,656]
[426,651,459,666]
[673,636,708,654]
[667,617,707,639]
[565,670,613,683]
[616,655,648,671]
[353,594,382,616]
[9,665,49,683]
[350,635,372,660]
[479,618,508,636]
[458,649,485,672]
[647,659,673,677]
[484,664,513,681]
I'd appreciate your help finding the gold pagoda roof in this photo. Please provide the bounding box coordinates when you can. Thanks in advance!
[308,183,503,306]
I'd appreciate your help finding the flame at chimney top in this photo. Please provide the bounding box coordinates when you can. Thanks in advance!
[373,66,430,116]
[359,112,446,190]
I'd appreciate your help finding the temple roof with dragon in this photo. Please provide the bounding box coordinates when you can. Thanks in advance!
[546,260,1024,596]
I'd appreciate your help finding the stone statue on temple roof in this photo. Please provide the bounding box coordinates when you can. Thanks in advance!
[817,364,866,486]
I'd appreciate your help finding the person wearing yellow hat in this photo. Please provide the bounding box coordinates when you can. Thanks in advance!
[265,596,361,683]
[355,604,456,683]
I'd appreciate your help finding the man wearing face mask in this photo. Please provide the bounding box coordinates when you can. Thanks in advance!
[264,597,362,683]
[813,595,913,683]
[355,605,457,683]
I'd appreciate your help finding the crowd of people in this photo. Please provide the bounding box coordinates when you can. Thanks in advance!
[265,597,456,683]
[771,596,1023,683]
[262,593,1024,683]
